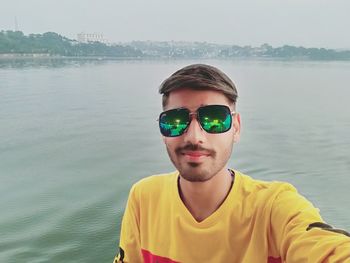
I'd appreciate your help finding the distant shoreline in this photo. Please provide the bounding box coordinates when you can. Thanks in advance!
[1,54,350,62]
[2,31,350,62]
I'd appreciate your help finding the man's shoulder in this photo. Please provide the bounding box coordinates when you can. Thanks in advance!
[235,170,298,197]
[130,171,178,196]
[235,170,305,214]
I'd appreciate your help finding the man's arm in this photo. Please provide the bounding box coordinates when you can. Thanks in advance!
[114,185,143,263]
[270,189,350,262]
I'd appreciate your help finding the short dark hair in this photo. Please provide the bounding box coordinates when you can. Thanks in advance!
[159,64,238,108]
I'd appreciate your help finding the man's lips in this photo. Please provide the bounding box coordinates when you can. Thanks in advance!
[181,151,210,162]
[182,151,210,157]
[175,144,215,163]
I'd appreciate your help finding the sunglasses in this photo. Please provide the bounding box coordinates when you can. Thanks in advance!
[158,105,236,137]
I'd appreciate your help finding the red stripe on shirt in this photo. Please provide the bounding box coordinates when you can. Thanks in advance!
[141,249,179,263]
[141,249,281,263]
[268,256,282,263]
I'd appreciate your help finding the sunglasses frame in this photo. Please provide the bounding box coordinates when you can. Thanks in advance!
[158,104,236,137]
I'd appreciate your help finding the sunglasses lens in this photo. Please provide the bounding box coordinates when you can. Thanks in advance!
[198,105,232,133]
[159,108,190,137]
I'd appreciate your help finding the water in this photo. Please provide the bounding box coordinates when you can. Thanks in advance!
[0,59,349,262]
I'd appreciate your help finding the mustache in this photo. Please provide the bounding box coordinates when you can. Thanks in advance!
[175,143,216,156]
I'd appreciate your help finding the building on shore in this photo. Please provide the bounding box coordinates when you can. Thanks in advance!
[77,32,108,44]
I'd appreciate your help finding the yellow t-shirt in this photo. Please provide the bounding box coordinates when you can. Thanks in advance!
[115,170,350,263]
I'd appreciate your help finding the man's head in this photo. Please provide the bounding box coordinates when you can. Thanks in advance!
[158,64,240,182]
[159,64,238,109]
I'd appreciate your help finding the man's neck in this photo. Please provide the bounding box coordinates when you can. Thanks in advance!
[178,168,234,222]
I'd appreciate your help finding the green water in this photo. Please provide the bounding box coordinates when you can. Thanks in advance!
[0,59,349,262]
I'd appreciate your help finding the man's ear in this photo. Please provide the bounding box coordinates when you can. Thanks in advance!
[233,113,241,143]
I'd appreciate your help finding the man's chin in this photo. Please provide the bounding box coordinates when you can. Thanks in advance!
[187,162,201,168]
[179,167,214,183]
[180,174,213,182]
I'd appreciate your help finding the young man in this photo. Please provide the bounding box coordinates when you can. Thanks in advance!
[115,64,350,262]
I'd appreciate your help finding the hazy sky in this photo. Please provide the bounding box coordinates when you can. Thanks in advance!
[1,0,349,49]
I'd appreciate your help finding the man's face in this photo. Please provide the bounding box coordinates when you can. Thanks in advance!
[162,88,241,182]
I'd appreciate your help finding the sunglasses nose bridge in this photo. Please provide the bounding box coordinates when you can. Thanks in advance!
[184,110,205,135]
[187,111,202,128]
[188,111,198,120]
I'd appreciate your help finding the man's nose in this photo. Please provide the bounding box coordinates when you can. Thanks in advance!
[183,117,205,144]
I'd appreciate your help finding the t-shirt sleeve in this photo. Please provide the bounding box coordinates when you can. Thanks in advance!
[270,186,350,263]
[114,184,143,263]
